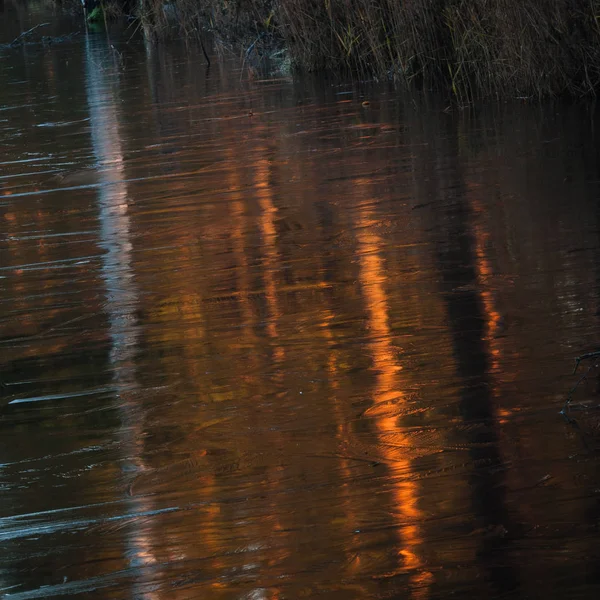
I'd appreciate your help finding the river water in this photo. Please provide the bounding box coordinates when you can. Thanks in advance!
[2,5,600,600]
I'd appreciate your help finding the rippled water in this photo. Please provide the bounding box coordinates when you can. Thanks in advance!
[3,7,600,600]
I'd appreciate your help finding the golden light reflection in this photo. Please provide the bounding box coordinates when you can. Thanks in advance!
[469,188,512,418]
[318,308,367,591]
[354,196,432,598]
[255,154,284,364]
[251,144,288,594]
[226,148,258,348]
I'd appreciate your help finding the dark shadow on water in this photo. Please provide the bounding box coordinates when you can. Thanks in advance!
[419,107,520,597]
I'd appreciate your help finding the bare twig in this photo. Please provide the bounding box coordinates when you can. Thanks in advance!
[572,350,600,374]
[200,38,211,67]
[0,314,95,345]
[10,22,50,47]
[561,351,600,420]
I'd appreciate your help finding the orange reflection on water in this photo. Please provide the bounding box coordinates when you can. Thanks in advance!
[318,308,369,593]
[354,199,432,597]
[229,180,257,341]
[470,192,502,339]
[255,152,284,364]
[469,190,514,413]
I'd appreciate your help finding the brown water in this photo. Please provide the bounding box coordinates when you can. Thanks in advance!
[3,7,600,600]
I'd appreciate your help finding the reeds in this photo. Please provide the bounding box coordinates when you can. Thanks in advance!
[117,0,600,97]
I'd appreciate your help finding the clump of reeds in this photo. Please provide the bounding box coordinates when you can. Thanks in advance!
[442,0,600,98]
[275,0,600,98]
[135,0,274,47]
[79,0,600,98]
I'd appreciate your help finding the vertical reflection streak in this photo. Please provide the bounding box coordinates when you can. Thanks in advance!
[227,150,257,341]
[251,147,286,596]
[85,33,158,598]
[431,146,519,595]
[319,309,368,592]
[354,198,431,598]
[255,155,284,363]
[470,192,503,376]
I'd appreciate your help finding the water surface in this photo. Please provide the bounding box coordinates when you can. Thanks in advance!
[2,8,600,600]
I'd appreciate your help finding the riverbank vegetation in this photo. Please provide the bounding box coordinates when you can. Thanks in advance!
[85,0,600,99]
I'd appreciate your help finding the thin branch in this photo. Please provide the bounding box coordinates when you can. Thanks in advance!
[561,351,600,429]
[572,350,600,374]
[200,38,211,67]
[10,22,50,47]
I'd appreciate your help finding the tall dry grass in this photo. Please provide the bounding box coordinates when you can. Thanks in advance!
[124,0,600,97]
